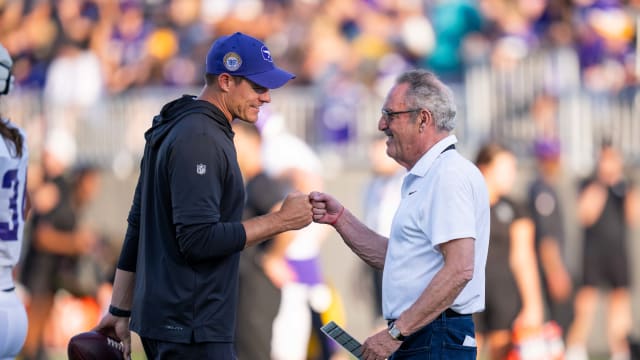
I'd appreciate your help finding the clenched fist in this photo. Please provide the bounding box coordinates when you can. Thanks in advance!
[309,191,344,225]
[278,191,313,230]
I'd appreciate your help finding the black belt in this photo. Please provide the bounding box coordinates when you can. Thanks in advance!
[2,286,15,292]
[443,308,467,318]
[387,308,468,326]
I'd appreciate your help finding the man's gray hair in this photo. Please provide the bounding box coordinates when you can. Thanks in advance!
[396,69,456,132]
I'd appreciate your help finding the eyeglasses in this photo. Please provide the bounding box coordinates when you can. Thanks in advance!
[380,108,422,124]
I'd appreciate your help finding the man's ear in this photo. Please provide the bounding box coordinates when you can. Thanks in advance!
[421,108,435,130]
[418,111,428,132]
[424,109,433,125]
[217,73,233,92]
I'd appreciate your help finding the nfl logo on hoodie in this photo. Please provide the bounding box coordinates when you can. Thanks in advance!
[196,163,206,175]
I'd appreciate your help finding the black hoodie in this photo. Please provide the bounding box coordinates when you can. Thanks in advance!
[117,95,247,343]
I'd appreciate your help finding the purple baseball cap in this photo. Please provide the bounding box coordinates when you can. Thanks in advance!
[533,138,561,160]
[206,32,295,89]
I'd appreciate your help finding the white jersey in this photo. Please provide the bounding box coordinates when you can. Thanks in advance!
[0,122,28,288]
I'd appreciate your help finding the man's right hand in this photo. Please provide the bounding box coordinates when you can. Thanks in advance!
[93,313,132,360]
[278,191,313,230]
[309,191,344,225]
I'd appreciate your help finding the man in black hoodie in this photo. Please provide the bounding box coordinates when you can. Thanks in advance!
[93,32,312,360]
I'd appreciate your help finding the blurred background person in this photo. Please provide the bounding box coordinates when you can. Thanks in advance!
[565,141,640,360]
[474,142,545,360]
[19,131,101,360]
[94,0,153,95]
[572,0,636,94]
[43,39,104,136]
[259,110,338,360]
[39,164,107,351]
[232,120,295,360]
[0,41,30,360]
[20,129,78,360]
[43,0,104,136]
[360,134,404,324]
[421,0,485,84]
[527,138,574,335]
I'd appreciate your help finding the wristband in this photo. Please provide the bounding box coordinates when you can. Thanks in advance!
[329,206,345,226]
[109,305,131,318]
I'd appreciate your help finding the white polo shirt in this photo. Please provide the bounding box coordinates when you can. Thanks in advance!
[381,135,490,319]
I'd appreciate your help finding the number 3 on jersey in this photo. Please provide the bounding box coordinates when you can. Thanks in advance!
[0,169,19,241]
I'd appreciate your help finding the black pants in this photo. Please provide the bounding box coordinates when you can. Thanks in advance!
[141,338,236,360]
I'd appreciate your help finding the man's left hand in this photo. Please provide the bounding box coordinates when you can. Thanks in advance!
[361,328,402,360]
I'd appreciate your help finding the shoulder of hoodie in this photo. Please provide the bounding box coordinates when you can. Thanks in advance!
[170,97,233,139]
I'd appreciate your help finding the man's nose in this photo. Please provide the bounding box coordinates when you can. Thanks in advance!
[378,116,388,131]
[259,91,271,103]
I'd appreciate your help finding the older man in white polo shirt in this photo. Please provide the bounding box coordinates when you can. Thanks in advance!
[310,69,490,360]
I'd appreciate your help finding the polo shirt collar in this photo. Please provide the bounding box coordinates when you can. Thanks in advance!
[408,134,458,178]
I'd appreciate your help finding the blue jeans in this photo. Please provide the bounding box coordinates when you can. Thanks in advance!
[389,313,476,360]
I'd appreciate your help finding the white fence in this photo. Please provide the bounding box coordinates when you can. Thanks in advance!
[465,47,640,176]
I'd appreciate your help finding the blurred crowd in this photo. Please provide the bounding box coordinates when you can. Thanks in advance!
[0,0,638,99]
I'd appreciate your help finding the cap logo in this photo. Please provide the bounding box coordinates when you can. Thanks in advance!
[261,46,273,62]
[223,52,242,72]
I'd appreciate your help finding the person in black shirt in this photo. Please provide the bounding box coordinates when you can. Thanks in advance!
[21,132,99,360]
[565,143,639,360]
[474,143,544,360]
[232,121,294,360]
[93,32,313,360]
[527,139,573,334]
